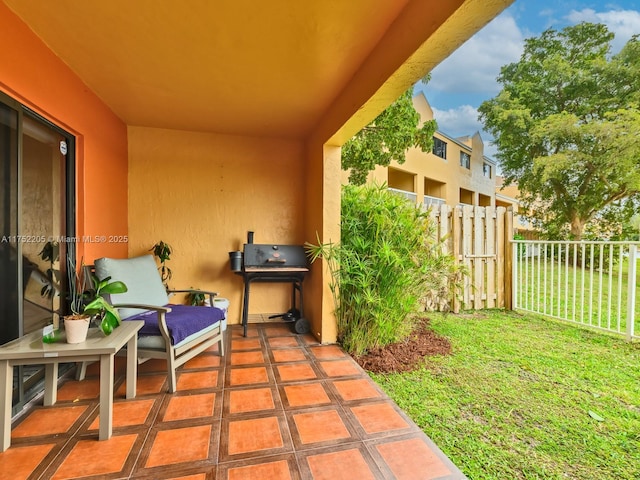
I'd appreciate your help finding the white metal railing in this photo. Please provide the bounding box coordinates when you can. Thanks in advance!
[388,187,417,203]
[423,194,446,208]
[512,240,638,341]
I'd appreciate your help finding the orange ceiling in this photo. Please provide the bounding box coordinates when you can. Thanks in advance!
[5,0,512,139]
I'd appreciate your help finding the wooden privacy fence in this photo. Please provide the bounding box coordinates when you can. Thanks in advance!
[428,205,514,312]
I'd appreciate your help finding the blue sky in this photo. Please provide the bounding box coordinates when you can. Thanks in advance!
[416,0,640,161]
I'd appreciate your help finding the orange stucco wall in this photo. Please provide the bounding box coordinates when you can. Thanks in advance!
[0,3,128,261]
[127,126,306,326]
[301,142,341,343]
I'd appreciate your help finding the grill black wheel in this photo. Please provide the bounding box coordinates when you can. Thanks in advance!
[293,317,310,334]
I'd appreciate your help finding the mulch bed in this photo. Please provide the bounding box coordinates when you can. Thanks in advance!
[351,318,452,373]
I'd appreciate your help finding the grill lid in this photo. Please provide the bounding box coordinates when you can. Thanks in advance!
[242,244,308,270]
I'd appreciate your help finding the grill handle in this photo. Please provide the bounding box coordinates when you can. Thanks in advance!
[266,258,286,263]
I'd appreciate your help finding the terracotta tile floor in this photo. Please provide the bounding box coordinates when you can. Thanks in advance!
[2,323,466,480]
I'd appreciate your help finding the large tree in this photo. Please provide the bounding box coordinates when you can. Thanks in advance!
[479,23,640,239]
[342,85,437,186]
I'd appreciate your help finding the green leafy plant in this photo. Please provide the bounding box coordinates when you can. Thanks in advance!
[186,289,206,306]
[342,78,437,185]
[66,256,128,335]
[306,183,464,355]
[150,240,173,288]
[83,275,128,335]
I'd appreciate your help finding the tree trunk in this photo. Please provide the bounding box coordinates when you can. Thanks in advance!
[570,217,584,240]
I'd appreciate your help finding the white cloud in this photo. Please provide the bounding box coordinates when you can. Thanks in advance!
[427,5,640,101]
[566,8,640,52]
[428,13,524,96]
[432,105,481,137]
[423,10,525,167]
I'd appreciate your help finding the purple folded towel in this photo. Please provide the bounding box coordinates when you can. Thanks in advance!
[126,304,224,345]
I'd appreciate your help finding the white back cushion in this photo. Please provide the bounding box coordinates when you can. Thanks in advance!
[94,254,169,319]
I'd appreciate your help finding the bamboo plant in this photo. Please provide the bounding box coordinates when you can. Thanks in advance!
[306,183,464,355]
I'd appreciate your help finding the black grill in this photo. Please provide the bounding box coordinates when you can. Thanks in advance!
[234,239,310,336]
[243,244,309,271]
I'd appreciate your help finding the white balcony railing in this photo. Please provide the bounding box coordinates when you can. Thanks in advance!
[423,195,445,207]
[388,187,417,203]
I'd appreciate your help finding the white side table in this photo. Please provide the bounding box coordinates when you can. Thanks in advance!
[0,320,143,451]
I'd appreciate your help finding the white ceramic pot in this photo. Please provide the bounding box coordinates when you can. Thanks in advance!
[64,315,91,344]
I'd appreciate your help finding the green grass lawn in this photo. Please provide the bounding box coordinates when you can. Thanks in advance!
[370,310,640,480]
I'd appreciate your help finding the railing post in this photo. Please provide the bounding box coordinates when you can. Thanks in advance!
[626,244,637,341]
[511,242,518,310]
[505,207,514,310]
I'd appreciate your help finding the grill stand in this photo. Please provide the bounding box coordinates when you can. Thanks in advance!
[236,271,306,337]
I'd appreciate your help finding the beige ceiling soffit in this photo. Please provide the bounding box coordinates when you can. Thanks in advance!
[324,0,513,147]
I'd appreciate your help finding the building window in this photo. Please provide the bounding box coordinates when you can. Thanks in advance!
[483,163,492,178]
[433,137,447,159]
[460,151,470,169]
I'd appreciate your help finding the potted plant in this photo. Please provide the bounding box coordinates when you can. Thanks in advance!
[63,256,91,343]
[150,240,172,289]
[65,256,128,342]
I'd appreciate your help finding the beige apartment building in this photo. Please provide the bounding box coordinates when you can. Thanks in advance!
[496,175,538,238]
[363,92,497,209]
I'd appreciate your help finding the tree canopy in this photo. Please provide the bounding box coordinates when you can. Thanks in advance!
[342,86,437,185]
[479,23,640,240]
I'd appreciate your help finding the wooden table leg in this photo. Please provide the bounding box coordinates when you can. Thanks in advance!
[125,334,137,399]
[43,363,58,406]
[98,354,114,441]
[0,360,12,452]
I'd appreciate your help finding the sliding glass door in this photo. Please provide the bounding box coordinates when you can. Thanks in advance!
[21,114,70,334]
[0,100,20,345]
[0,92,75,414]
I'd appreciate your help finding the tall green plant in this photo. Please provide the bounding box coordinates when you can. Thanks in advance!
[307,184,463,355]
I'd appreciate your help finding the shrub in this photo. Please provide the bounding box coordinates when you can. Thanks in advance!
[307,183,463,355]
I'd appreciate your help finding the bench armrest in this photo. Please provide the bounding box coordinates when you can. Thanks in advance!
[112,304,172,342]
[113,303,172,313]
[168,289,218,296]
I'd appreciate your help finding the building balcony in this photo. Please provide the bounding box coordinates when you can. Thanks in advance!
[423,194,446,208]
[388,187,418,203]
